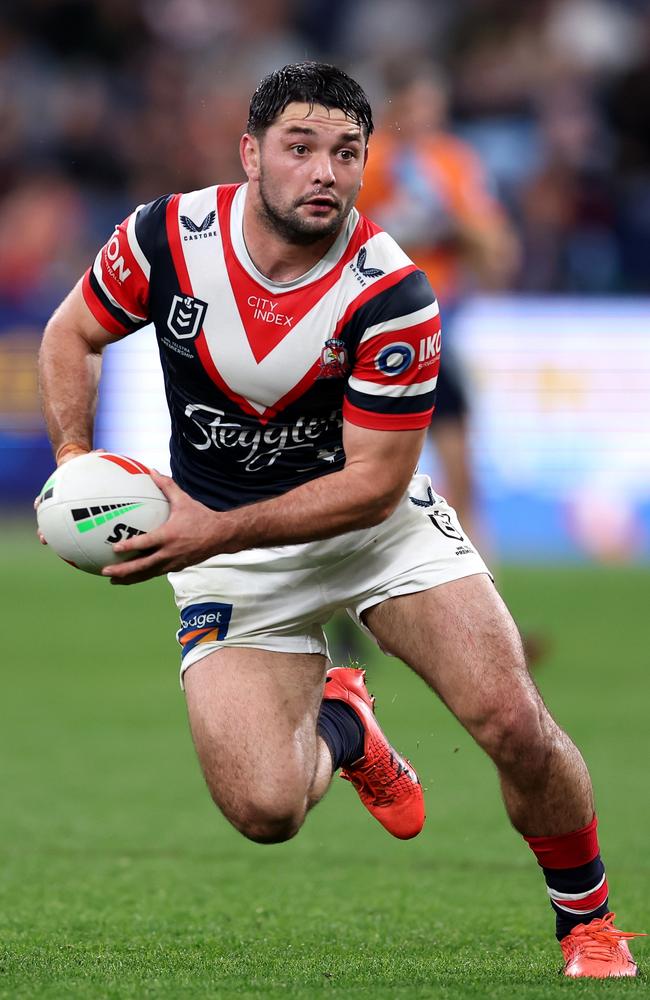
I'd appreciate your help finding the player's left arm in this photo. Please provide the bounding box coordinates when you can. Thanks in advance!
[102,421,426,584]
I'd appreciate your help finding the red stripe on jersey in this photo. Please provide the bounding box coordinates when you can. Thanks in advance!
[217,185,378,364]
[331,264,419,340]
[82,269,130,336]
[98,216,149,320]
[525,816,600,870]
[553,880,609,913]
[99,453,148,474]
[166,193,265,421]
[343,398,434,431]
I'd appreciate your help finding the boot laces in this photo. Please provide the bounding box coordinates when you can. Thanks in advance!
[342,756,413,807]
[569,912,646,961]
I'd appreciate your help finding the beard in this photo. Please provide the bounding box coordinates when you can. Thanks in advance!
[257,173,352,246]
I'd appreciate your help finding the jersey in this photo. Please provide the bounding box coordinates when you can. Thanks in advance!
[82,183,441,510]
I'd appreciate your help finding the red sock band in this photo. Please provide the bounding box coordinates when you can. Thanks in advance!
[524,815,599,869]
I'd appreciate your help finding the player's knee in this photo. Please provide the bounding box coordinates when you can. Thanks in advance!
[476,694,550,773]
[232,797,306,845]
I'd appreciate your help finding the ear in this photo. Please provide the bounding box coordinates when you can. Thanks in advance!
[240,133,260,181]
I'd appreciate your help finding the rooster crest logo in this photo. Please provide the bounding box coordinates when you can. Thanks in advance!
[319,338,349,379]
[180,211,216,233]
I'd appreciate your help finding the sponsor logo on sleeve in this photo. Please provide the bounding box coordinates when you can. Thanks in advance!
[374,342,416,377]
[104,231,131,283]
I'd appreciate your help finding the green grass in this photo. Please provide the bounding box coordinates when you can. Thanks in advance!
[1,518,648,998]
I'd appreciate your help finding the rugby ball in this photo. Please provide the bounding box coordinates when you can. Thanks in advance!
[36,452,170,575]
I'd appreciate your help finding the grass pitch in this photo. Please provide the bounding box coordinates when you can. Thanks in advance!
[1,518,648,999]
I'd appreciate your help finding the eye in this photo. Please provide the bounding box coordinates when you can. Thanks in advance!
[339,148,358,161]
[292,144,309,155]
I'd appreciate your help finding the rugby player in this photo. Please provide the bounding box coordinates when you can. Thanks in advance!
[38,62,642,978]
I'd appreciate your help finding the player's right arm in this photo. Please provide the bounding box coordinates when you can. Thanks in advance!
[39,200,156,464]
[38,280,123,465]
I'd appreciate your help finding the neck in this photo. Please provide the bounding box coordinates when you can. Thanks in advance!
[242,188,344,283]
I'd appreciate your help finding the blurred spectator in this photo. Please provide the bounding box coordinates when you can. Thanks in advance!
[357,66,519,537]
[517,81,619,292]
[606,9,650,292]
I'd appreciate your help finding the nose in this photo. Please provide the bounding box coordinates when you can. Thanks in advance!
[311,153,335,187]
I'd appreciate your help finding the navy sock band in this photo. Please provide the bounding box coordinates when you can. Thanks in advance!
[543,857,609,940]
[317,700,365,771]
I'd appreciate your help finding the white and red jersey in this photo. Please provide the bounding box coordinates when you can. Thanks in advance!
[83,183,441,510]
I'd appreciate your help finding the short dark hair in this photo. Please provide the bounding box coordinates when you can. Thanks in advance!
[247,62,374,140]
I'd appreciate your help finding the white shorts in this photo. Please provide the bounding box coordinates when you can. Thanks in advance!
[169,474,491,681]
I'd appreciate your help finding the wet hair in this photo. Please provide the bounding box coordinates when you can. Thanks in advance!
[247,62,374,140]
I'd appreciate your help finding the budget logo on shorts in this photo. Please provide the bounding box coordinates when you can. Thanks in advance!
[167,294,208,340]
[374,342,415,377]
[177,601,233,658]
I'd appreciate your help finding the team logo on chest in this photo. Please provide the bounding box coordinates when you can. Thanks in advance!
[319,338,349,378]
[167,294,208,340]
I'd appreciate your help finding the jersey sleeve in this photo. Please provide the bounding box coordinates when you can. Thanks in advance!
[344,269,441,431]
[81,199,163,336]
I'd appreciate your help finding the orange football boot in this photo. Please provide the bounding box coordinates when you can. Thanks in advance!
[323,667,425,840]
[560,912,645,978]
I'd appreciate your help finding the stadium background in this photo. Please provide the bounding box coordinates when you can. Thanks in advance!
[1,2,648,997]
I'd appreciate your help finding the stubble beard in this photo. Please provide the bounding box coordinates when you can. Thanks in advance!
[257,173,352,247]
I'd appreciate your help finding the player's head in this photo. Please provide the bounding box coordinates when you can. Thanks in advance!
[241,63,373,246]
[247,62,374,142]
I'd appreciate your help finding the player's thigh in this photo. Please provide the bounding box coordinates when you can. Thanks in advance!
[183,647,328,816]
[363,575,542,743]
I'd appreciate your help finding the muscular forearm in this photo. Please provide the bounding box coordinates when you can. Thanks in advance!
[216,460,401,553]
[39,313,103,461]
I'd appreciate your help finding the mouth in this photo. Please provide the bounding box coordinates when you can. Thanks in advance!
[301,196,340,211]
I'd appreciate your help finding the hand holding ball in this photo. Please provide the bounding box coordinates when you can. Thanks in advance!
[36,453,170,575]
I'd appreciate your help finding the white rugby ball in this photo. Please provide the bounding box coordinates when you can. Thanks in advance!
[37,452,170,575]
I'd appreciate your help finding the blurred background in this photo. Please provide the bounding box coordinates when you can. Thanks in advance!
[2,0,650,563]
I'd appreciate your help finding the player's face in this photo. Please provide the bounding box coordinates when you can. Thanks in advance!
[249,103,367,245]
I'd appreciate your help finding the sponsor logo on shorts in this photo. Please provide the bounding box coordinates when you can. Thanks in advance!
[177,601,233,657]
[455,545,474,556]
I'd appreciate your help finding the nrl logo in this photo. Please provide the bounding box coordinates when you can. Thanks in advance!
[167,294,208,340]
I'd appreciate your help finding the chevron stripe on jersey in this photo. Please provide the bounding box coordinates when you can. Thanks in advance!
[83,182,441,509]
